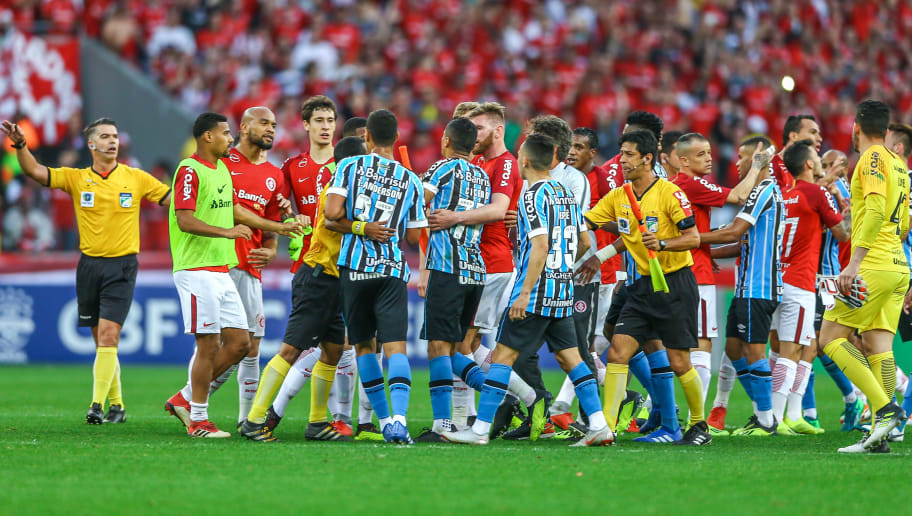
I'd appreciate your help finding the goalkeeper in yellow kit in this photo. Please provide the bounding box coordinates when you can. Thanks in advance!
[819,100,909,453]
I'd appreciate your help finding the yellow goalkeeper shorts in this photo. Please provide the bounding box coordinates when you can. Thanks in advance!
[823,268,909,333]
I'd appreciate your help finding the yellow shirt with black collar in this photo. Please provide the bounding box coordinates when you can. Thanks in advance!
[584,178,695,276]
[48,164,171,257]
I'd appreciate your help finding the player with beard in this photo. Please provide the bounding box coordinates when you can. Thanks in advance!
[769,115,823,191]
[181,107,288,428]
[670,132,762,435]
[430,102,531,432]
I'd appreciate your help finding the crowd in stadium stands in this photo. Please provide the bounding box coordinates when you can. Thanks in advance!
[2,0,912,252]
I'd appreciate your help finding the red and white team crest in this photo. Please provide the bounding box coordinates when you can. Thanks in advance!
[256,314,266,329]
[265,177,276,192]
[228,153,241,163]
[574,300,587,313]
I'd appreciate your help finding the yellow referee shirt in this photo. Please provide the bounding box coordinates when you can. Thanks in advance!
[585,178,695,276]
[302,187,342,277]
[48,165,171,257]
[850,144,909,272]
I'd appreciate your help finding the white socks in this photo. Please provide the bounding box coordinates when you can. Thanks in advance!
[189,401,208,422]
[713,354,736,409]
[551,376,576,415]
[771,357,797,423]
[273,348,321,418]
[237,355,259,422]
[328,348,356,423]
[786,360,812,422]
[691,350,712,403]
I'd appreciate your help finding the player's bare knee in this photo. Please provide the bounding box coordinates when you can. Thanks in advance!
[554,349,582,373]
[247,335,260,357]
[277,343,301,363]
[427,340,451,358]
[320,341,344,365]
[667,350,692,376]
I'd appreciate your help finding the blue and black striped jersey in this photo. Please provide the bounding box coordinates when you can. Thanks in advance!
[327,154,427,280]
[510,179,585,318]
[423,158,491,281]
[819,177,849,276]
[734,178,783,300]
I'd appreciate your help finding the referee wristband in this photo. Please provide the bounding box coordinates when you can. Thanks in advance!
[595,245,618,264]
[11,141,25,149]
[352,221,366,235]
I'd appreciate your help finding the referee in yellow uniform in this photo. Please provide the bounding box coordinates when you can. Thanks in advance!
[583,130,710,445]
[2,118,171,425]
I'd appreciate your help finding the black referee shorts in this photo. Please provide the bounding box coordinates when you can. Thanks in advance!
[421,270,484,343]
[283,263,345,350]
[76,253,138,327]
[339,268,408,345]
[726,297,778,344]
[615,267,699,350]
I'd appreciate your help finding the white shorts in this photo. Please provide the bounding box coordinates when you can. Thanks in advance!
[771,283,816,346]
[595,283,615,338]
[174,269,247,335]
[697,284,718,339]
[229,268,265,337]
[473,271,515,334]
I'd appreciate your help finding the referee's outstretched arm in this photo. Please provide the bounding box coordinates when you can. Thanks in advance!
[1,120,50,186]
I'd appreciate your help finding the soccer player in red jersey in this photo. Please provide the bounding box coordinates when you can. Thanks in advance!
[670,133,763,434]
[770,115,823,191]
[192,106,287,426]
[429,102,526,429]
[281,95,338,264]
[770,139,849,435]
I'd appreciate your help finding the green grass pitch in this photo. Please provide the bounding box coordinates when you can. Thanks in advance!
[2,364,909,515]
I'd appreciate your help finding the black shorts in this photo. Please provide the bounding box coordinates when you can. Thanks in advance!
[726,297,778,344]
[604,282,628,327]
[615,267,699,350]
[283,263,345,350]
[421,270,483,343]
[339,268,408,345]
[497,312,577,355]
[814,293,824,332]
[571,282,598,368]
[76,253,138,327]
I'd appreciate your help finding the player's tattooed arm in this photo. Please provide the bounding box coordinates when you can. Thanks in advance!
[828,218,850,242]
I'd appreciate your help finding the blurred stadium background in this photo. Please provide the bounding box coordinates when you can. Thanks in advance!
[2,0,912,366]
